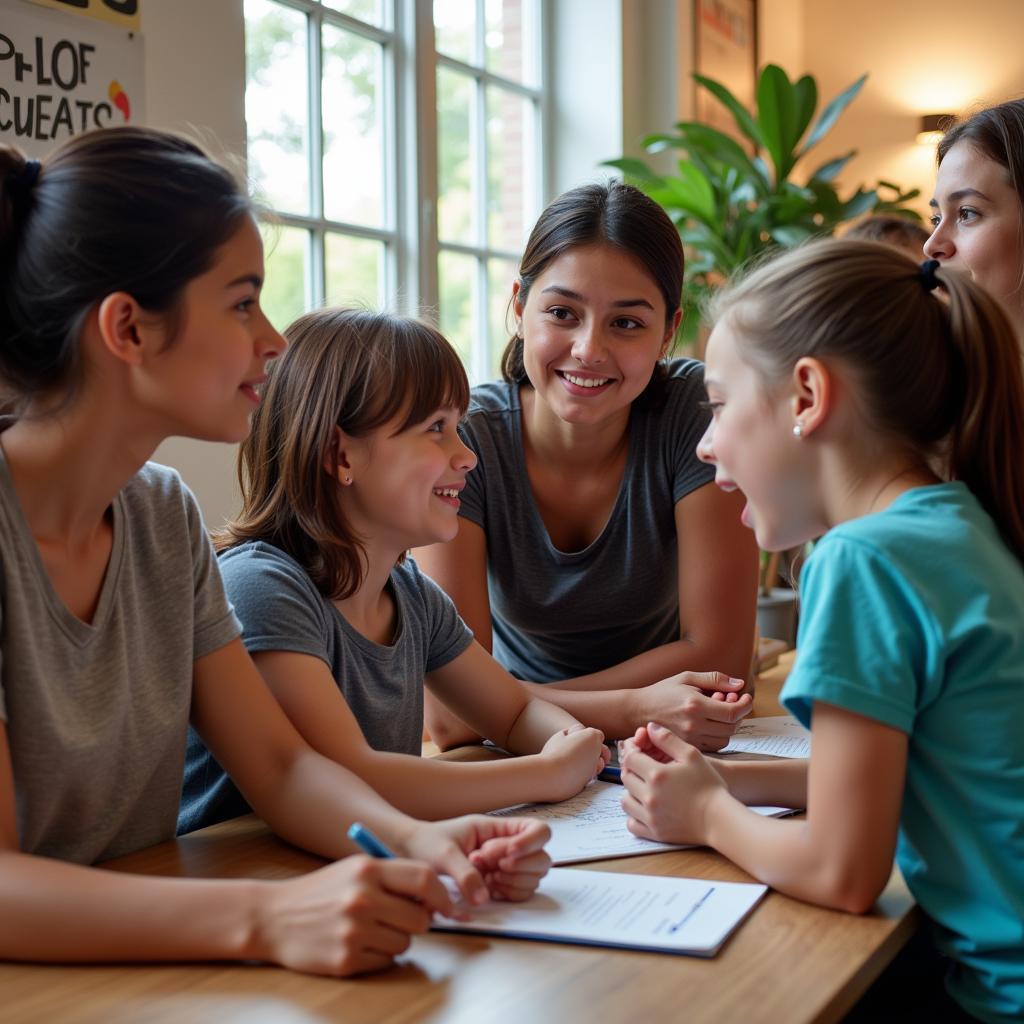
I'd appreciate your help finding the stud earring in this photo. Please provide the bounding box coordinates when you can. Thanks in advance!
[343,475,352,484]
[792,422,804,438]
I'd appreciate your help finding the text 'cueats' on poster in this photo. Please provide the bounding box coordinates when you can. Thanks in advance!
[0,0,144,157]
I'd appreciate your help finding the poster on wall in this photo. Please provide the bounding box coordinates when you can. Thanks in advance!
[0,0,144,158]
[19,0,138,30]
[694,0,757,145]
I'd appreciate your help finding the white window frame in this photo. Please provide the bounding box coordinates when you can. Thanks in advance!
[245,0,549,381]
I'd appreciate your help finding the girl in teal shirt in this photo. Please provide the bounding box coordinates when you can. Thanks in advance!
[620,239,1024,1023]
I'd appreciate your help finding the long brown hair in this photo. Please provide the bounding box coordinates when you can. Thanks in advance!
[711,238,1024,564]
[217,307,470,599]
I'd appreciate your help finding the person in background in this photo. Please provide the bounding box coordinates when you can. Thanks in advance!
[0,128,550,978]
[844,214,930,259]
[620,238,1024,1023]
[415,182,759,751]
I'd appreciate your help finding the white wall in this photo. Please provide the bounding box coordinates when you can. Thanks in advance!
[784,0,1024,219]
[144,0,247,528]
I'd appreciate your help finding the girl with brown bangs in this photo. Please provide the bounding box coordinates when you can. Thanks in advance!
[181,308,607,837]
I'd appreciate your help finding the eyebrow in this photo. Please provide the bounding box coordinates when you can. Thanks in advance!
[540,285,655,310]
[226,274,263,289]
[929,187,991,208]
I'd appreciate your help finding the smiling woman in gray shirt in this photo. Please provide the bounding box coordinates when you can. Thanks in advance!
[415,182,760,751]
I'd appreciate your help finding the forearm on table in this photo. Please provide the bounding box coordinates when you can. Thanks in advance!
[0,850,266,963]
[244,746,416,859]
[537,637,753,693]
[517,685,637,737]
[704,792,879,913]
[502,696,581,753]
[713,758,808,808]
[351,750,555,817]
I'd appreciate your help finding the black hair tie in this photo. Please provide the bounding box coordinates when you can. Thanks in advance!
[5,159,41,207]
[918,258,941,292]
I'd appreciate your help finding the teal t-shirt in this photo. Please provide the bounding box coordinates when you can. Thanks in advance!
[781,483,1024,1023]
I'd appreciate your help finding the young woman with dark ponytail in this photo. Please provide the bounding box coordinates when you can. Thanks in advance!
[618,238,1024,1022]
[0,128,549,975]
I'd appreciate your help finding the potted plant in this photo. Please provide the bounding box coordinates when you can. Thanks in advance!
[604,65,922,346]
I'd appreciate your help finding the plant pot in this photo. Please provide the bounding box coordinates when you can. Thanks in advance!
[757,587,799,649]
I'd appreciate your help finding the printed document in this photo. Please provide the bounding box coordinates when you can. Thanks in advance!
[491,782,795,864]
[434,868,767,957]
[717,715,811,758]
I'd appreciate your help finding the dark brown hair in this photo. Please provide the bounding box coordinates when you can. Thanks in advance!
[0,127,252,404]
[712,238,1024,564]
[501,181,684,401]
[218,308,470,600]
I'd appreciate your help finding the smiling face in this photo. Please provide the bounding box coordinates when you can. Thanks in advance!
[514,243,679,428]
[343,404,477,552]
[924,141,1024,324]
[696,319,818,552]
[141,215,285,443]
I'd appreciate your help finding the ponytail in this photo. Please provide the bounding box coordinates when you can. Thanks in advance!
[712,238,1024,565]
[940,268,1024,563]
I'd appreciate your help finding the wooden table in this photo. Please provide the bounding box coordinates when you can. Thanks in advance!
[0,651,918,1023]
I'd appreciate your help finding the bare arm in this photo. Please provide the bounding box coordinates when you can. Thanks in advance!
[248,644,604,819]
[0,639,555,970]
[622,705,906,913]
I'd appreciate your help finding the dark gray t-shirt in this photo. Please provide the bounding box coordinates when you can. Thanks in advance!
[0,445,240,864]
[458,359,715,682]
[179,541,473,834]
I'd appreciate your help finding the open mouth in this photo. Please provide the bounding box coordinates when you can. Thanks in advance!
[432,486,462,507]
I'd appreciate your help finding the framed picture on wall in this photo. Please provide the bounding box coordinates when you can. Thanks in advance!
[694,0,758,143]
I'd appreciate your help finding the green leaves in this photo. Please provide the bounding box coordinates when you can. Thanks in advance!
[603,64,922,346]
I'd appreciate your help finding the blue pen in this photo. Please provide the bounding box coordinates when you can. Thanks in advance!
[347,822,396,858]
[598,765,622,784]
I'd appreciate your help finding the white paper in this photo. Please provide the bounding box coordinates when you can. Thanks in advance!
[434,868,767,957]
[491,782,794,865]
[717,715,811,758]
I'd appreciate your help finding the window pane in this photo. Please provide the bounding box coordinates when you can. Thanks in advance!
[486,88,533,252]
[437,67,475,243]
[322,0,383,27]
[485,0,536,84]
[325,233,383,307]
[438,250,476,368]
[434,0,475,64]
[322,26,383,227]
[261,223,310,332]
[245,0,310,215]
[487,257,517,379]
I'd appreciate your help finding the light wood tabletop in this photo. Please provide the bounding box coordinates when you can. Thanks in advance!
[0,648,919,1024]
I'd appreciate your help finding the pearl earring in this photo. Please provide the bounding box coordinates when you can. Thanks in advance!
[792,422,804,438]
[344,475,352,484]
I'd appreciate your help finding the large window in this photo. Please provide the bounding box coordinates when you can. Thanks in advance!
[244,0,544,382]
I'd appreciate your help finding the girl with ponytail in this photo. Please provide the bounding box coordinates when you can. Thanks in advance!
[619,238,1024,1022]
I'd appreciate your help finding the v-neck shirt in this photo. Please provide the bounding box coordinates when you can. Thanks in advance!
[457,359,715,681]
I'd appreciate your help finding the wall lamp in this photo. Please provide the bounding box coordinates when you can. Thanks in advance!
[917,113,955,146]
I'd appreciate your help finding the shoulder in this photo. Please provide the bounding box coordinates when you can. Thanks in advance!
[121,462,205,538]
[219,540,315,590]
[661,357,709,405]
[465,380,519,420]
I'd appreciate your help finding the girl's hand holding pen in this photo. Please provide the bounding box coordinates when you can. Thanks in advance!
[539,723,610,801]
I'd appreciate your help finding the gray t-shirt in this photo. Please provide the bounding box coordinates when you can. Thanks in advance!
[0,443,240,864]
[178,541,473,834]
[458,359,715,682]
